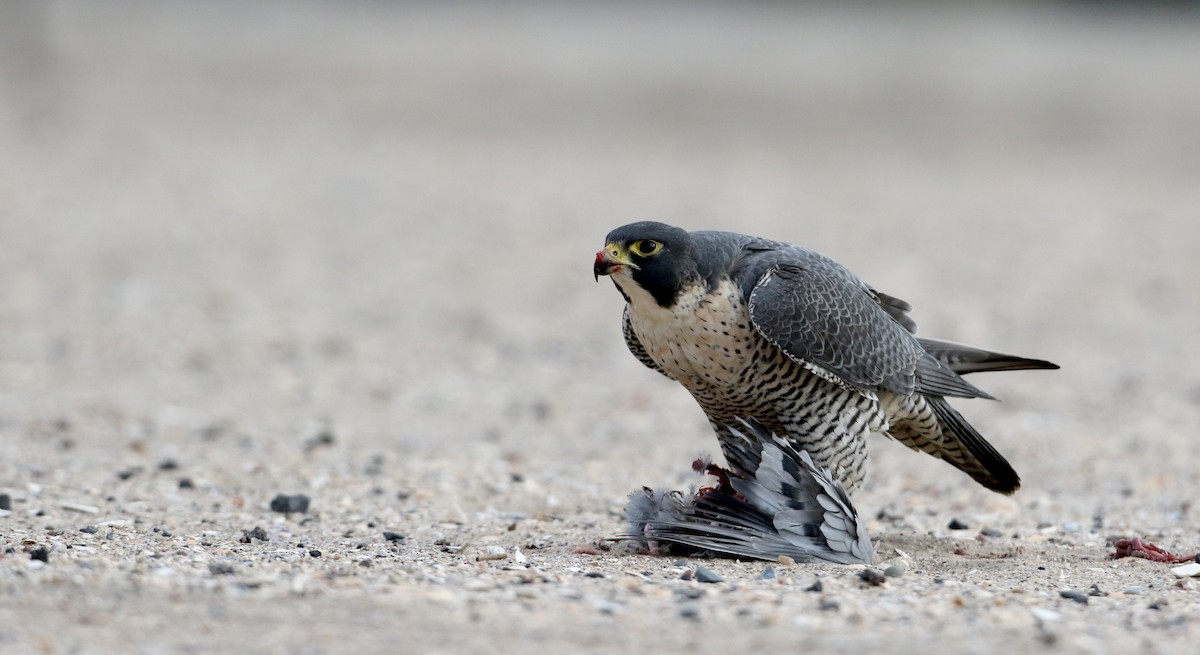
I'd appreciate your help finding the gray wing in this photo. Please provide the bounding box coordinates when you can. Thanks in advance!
[748,262,926,395]
[720,419,874,564]
[621,419,873,564]
[747,261,991,399]
[917,338,1059,375]
[622,307,670,378]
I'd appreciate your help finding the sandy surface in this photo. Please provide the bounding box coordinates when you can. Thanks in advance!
[3,2,1200,653]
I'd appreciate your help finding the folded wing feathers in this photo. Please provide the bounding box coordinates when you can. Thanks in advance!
[622,418,873,564]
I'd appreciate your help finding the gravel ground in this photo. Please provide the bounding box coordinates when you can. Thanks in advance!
[3,2,1200,654]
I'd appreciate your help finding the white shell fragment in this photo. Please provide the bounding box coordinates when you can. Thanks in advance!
[1171,562,1200,578]
[477,546,509,561]
[59,502,100,514]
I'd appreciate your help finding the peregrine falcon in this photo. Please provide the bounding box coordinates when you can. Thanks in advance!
[594,221,1056,496]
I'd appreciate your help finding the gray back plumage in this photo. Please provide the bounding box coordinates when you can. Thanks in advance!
[691,232,988,399]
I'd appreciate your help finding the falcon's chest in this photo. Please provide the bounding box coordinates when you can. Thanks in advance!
[621,277,758,388]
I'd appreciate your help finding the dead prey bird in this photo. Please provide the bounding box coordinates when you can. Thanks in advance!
[624,418,873,563]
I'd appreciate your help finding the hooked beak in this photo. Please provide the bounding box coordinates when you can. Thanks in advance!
[593,244,637,281]
[593,250,614,281]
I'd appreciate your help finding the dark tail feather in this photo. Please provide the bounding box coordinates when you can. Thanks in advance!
[925,395,1021,494]
[918,338,1059,376]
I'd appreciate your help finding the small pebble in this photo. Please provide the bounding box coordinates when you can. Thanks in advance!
[759,566,777,580]
[178,478,195,489]
[382,531,405,542]
[1170,562,1200,578]
[240,527,269,543]
[694,566,722,583]
[1088,583,1108,597]
[675,588,705,600]
[818,598,839,612]
[0,493,11,511]
[858,568,886,586]
[305,430,336,451]
[30,547,50,563]
[79,526,98,534]
[679,606,701,621]
[585,571,605,578]
[591,599,620,615]
[157,459,180,471]
[1031,608,1062,623]
[269,494,310,514]
[948,518,970,530]
[116,467,141,480]
[776,555,795,566]
[209,562,235,576]
[979,528,1002,538]
[883,563,907,578]
[805,579,823,593]
[1059,590,1088,604]
[512,548,527,564]
[59,502,100,514]
[308,549,322,557]
[477,546,508,561]
[1123,586,1144,595]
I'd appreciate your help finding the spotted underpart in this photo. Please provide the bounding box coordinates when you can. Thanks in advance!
[618,276,881,492]
[599,220,1059,496]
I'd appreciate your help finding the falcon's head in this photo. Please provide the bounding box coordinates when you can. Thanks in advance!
[594,221,697,307]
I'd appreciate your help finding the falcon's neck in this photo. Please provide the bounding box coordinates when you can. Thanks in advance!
[612,273,709,312]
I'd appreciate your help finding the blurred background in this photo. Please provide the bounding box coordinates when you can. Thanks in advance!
[2,1,1199,523]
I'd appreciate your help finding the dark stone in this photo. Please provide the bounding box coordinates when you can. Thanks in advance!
[0,493,11,511]
[157,459,180,471]
[178,478,195,489]
[979,528,1003,538]
[694,565,722,583]
[858,568,887,586]
[269,494,310,514]
[117,467,141,480]
[382,531,405,542]
[80,526,98,534]
[308,549,322,557]
[30,547,50,562]
[1059,589,1088,604]
[948,518,970,530]
[1088,583,1108,597]
[305,430,336,451]
[209,562,235,575]
[805,579,823,592]
[675,588,705,600]
[585,571,605,578]
[240,526,269,543]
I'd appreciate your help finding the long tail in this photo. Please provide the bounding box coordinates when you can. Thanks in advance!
[924,395,1021,494]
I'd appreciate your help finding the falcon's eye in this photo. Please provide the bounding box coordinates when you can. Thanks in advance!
[630,240,662,257]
